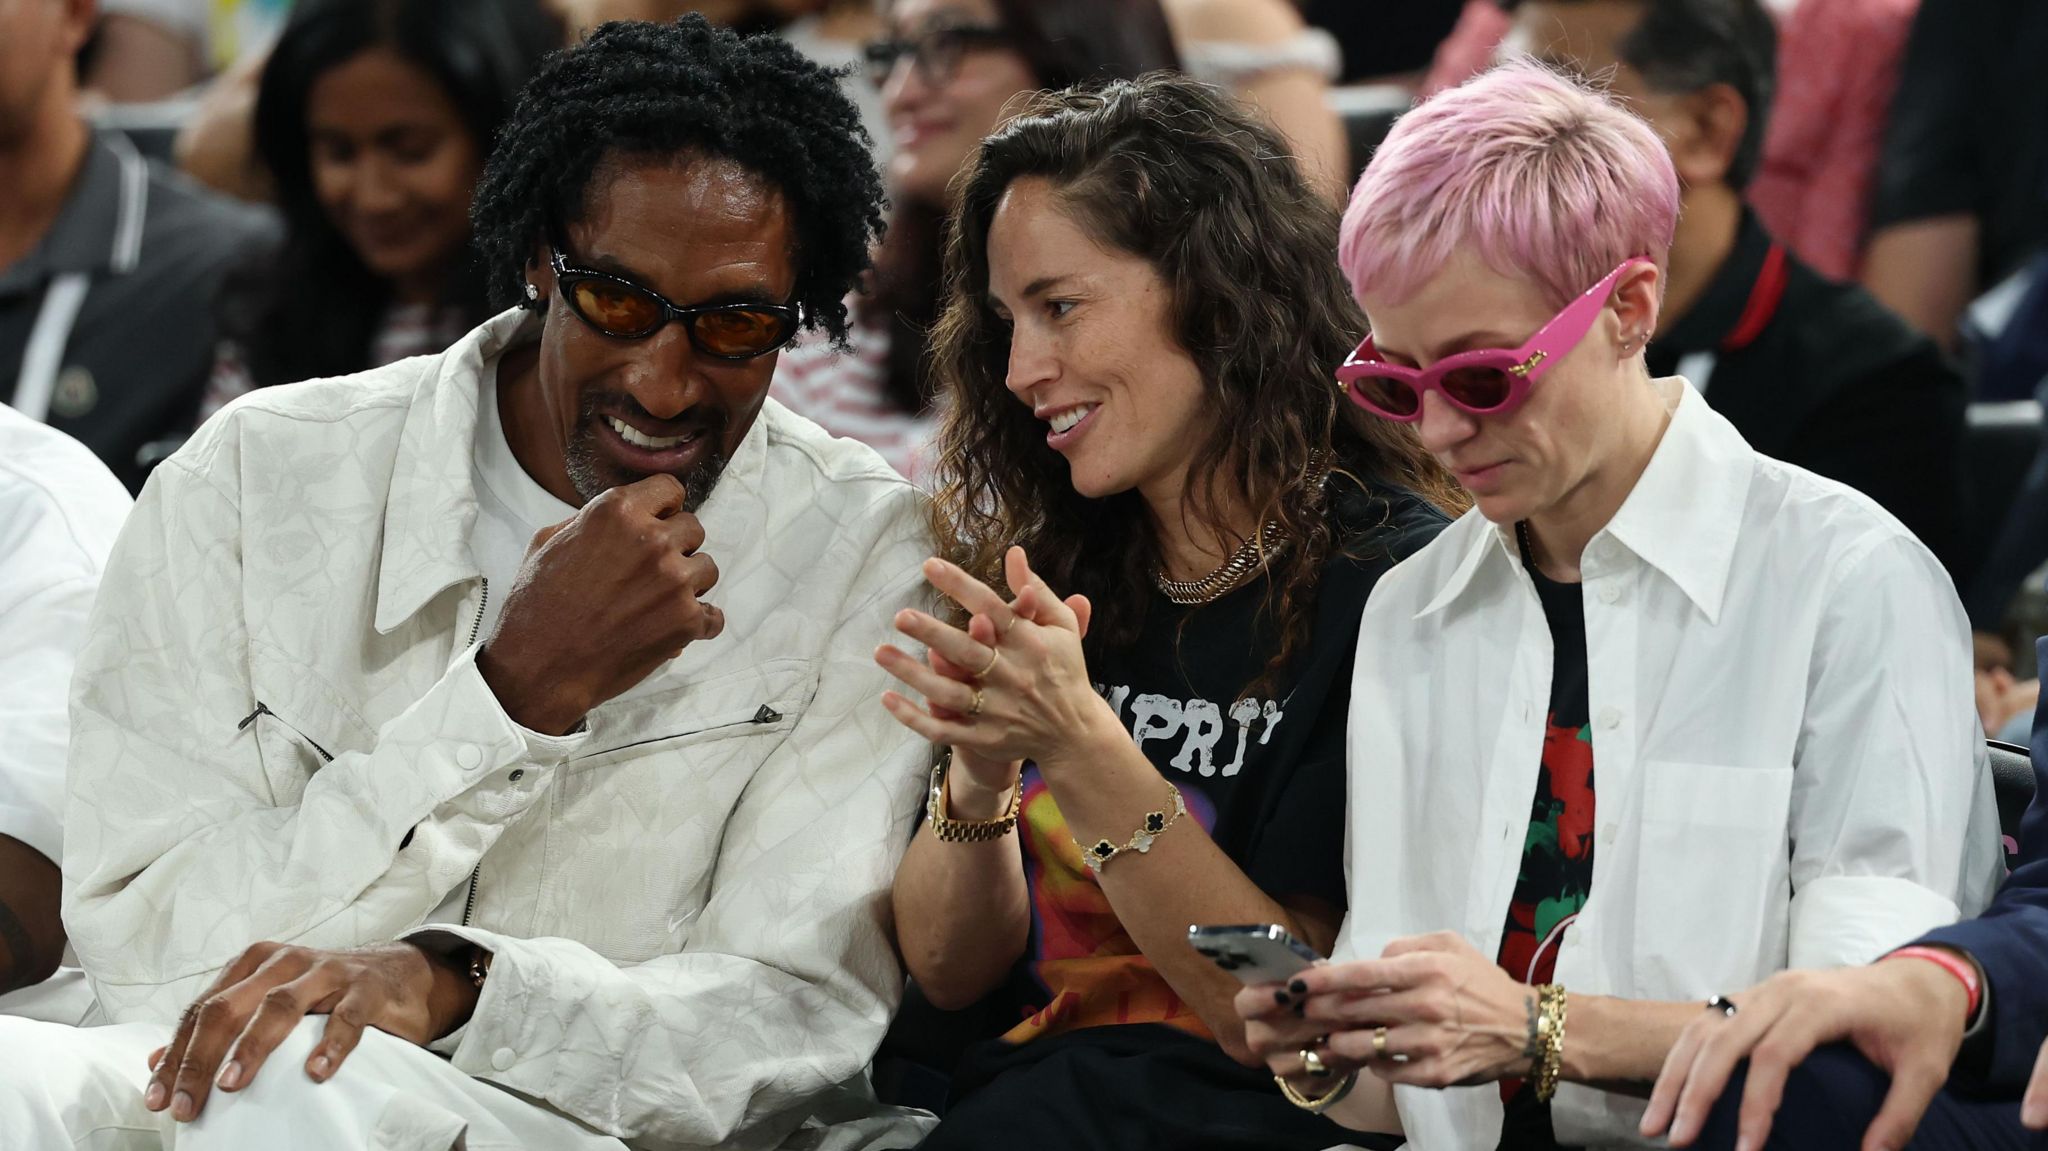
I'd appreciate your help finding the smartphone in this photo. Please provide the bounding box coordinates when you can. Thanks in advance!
[1188,923,1321,984]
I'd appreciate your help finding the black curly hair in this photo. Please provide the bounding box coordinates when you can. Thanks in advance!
[471,15,886,346]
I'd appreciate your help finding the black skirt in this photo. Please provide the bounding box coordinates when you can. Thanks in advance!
[911,1024,1401,1151]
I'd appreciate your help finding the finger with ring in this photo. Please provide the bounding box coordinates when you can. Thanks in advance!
[1300,1041,1332,1078]
[1372,1027,1389,1060]
[967,688,985,718]
[974,646,1001,678]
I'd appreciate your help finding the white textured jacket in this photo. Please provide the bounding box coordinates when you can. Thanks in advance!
[60,311,936,1149]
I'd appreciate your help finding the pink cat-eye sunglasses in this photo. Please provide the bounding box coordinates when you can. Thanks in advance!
[1335,257,1651,422]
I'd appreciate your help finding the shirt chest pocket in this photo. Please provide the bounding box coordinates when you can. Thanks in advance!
[241,653,378,803]
[1632,761,1794,996]
[521,659,818,963]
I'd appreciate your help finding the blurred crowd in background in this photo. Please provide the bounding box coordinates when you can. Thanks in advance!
[6,0,2048,730]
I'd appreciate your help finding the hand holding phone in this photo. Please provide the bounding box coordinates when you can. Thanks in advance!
[1188,924,1320,984]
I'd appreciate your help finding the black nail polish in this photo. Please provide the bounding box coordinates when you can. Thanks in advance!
[1292,1002,1306,1018]
[1273,989,1291,1005]
[1289,979,1308,994]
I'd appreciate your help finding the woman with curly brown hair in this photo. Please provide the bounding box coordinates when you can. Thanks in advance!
[872,72,1461,1150]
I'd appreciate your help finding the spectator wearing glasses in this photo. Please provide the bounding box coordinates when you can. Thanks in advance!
[1234,61,1999,1149]
[200,0,556,425]
[1513,0,1968,574]
[770,0,1179,482]
[877,73,1458,1151]
[0,17,934,1150]
[0,0,272,491]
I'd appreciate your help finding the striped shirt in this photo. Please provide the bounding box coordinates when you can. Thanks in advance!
[769,308,938,484]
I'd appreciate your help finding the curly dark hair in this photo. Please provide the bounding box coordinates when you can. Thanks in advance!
[930,74,1466,678]
[471,14,886,345]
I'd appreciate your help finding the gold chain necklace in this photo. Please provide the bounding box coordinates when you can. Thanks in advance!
[1152,453,1330,606]
[1154,521,1289,605]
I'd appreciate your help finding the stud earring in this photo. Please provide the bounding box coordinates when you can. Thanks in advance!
[524,283,540,302]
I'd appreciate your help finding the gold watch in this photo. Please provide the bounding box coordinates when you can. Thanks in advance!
[927,754,1020,842]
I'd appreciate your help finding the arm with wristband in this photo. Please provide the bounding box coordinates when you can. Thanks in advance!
[1642,646,2048,1148]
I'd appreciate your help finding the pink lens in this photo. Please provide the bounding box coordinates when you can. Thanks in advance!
[1348,371,1423,417]
[1437,366,1517,411]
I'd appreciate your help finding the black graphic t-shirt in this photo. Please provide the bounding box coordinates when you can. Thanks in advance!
[1497,542,1595,1151]
[993,479,1447,1047]
[935,477,1445,1151]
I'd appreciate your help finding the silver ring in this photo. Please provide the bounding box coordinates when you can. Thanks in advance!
[1299,1045,1331,1078]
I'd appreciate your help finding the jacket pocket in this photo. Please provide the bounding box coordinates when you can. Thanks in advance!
[1633,761,1794,996]
[520,660,818,962]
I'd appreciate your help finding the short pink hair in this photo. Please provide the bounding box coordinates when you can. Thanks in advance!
[1340,60,1680,311]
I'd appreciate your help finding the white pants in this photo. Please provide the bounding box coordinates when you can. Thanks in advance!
[0,1016,627,1151]
[0,966,95,1025]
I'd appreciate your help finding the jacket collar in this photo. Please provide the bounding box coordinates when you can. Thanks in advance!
[1415,381,1753,624]
[373,307,776,634]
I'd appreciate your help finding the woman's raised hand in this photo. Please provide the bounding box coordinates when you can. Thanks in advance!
[876,546,1107,770]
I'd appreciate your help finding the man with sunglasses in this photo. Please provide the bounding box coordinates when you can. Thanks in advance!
[1235,63,1999,1150]
[0,16,935,1151]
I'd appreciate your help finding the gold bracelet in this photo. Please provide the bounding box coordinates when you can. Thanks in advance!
[926,755,1020,843]
[1078,782,1188,875]
[1532,982,1568,1102]
[1276,1069,1357,1112]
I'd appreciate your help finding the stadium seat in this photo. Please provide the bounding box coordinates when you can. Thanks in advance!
[1989,739,2036,866]
[1962,399,2043,588]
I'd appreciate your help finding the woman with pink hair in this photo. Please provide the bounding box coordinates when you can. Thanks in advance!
[1233,61,1999,1149]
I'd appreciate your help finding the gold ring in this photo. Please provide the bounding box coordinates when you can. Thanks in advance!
[974,647,1000,678]
[1299,1045,1331,1079]
[1371,1027,1389,1059]
[967,688,985,718]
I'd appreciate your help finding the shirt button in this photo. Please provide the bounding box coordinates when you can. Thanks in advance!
[1599,584,1621,605]
[507,769,525,783]
[455,744,482,770]
[1598,707,1622,730]
[491,1047,517,1071]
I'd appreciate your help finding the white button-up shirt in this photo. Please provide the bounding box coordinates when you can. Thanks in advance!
[1337,382,2002,1149]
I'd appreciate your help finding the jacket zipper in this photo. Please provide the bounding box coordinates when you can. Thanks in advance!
[237,701,334,763]
[461,577,489,927]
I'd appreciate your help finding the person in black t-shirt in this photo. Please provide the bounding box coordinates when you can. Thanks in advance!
[870,74,1459,1150]
[1863,0,2048,350]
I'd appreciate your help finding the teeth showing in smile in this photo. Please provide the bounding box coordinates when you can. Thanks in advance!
[1047,405,1095,435]
[607,416,692,451]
